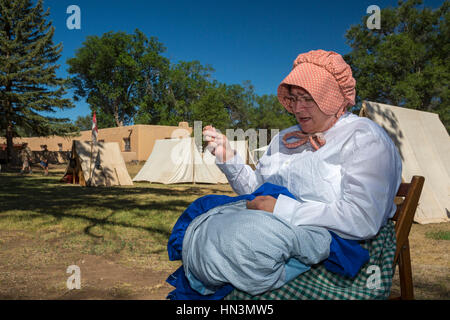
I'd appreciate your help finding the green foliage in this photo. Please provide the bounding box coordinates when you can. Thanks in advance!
[70,29,297,137]
[0,0,77,162]
[344,0,450,132]
[73,115,92,131]
[0,1,77,132]
[67,29,170,127]
[425,230,450,241]
[140,60,217,126]
[252,94,297,132]
[190,84,231,133]
[222,81,257,130]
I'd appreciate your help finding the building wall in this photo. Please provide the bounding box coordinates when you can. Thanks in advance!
[136,122,192,161]
[0,122,192,162]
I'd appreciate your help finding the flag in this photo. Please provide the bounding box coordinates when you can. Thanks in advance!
[92,111,98,143]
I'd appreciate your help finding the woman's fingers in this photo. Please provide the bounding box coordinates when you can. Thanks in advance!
[205,142,217,154]
[202,125,216,134]
[203,129,226,145]
[203,134,216,142]
[246,200,256,210]
[203,129,219,142]
[246,197,262,209]
[246,196,276,213]
[202,126,235,161]
[203,128,217,135]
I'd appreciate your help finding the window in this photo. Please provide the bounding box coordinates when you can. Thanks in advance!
[58,143,63,151]
[123,138,131,152]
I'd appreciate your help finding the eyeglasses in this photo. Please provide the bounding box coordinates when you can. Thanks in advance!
[283,95,316,107]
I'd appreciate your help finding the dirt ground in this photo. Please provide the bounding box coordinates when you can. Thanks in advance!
[390,222,450,299]
[1,223,448,300]
[0,165,448,300]
[0,229,178,300]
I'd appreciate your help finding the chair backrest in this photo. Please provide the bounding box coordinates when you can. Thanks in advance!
[389,175,424,300]
[390,175,425,264]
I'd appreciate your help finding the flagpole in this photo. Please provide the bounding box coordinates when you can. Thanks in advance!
[192,137,195,185]
[88,140,93,186]
[88,111,98,186]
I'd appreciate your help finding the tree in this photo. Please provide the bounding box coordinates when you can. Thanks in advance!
[163,60,216,126]
[191,84,232,132]
[0,0,76,165]
[252,94,297,131]
[73,115,92,131]
[222,81,257,131]
[344,0,449,132]
[67,29,170,127]
[135,60,227,128]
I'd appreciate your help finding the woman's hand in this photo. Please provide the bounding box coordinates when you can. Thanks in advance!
[246,195,277,213]
[202,125,236,163]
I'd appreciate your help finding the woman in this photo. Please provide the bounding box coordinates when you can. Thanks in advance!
[203,50,402,240]
[20,143,33,175]
[39,145,49,176]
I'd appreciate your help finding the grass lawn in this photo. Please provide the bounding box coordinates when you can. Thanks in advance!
[0,163,448,299]
[0,163,234,299]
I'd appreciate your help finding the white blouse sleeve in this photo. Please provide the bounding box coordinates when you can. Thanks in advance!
[272,128,402,240]
[215,153,264,195]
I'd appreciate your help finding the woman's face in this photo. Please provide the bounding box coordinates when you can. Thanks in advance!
[287,86,336,133]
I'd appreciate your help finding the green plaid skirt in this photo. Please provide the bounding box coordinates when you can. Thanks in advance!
[224,221,396,300]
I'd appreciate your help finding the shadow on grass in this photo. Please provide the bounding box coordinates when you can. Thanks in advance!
[413,278,450,299]
[0,174,213,239]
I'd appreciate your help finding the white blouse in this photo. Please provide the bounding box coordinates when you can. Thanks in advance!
[216,112,402,240]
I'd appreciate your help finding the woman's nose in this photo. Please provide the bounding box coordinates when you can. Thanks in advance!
[292,101,309,113]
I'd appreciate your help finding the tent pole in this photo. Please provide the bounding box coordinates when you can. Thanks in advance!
[192,138,195,185]
[114,168,120,186]
[88,140,94,186]
[359,101,367,117]
[72,144,76,184]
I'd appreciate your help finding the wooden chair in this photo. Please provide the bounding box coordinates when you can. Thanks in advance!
[389,175,425,300]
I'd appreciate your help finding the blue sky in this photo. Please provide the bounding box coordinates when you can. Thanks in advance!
[42,0,444,122]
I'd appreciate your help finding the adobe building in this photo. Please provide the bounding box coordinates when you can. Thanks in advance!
[0,122,192,163]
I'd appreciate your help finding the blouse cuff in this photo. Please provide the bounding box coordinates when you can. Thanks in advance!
[215,153,246,178]
[273,194,300,224]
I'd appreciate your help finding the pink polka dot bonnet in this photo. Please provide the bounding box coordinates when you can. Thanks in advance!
[277,50,356,119]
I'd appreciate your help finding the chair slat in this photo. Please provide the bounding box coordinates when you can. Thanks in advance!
[396,183,411,197]
[389,175,425,300]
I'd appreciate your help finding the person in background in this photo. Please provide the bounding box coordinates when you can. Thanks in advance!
[20,143,33,174]
[203,49,402,241]
[39,145,49,176]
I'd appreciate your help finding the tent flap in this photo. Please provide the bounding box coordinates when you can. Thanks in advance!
[132,138,248,184]
[63,141,133,187]
[362,101,449,224]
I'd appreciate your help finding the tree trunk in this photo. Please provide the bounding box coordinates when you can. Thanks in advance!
[6,121,14,167]
[113,99,123,126]
[4,83,13,167]
[4,25,13,168]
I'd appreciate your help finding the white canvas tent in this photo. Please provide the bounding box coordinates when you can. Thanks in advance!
[361,101,450,224]
[132,138,248,184]
[62,140,133,187]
